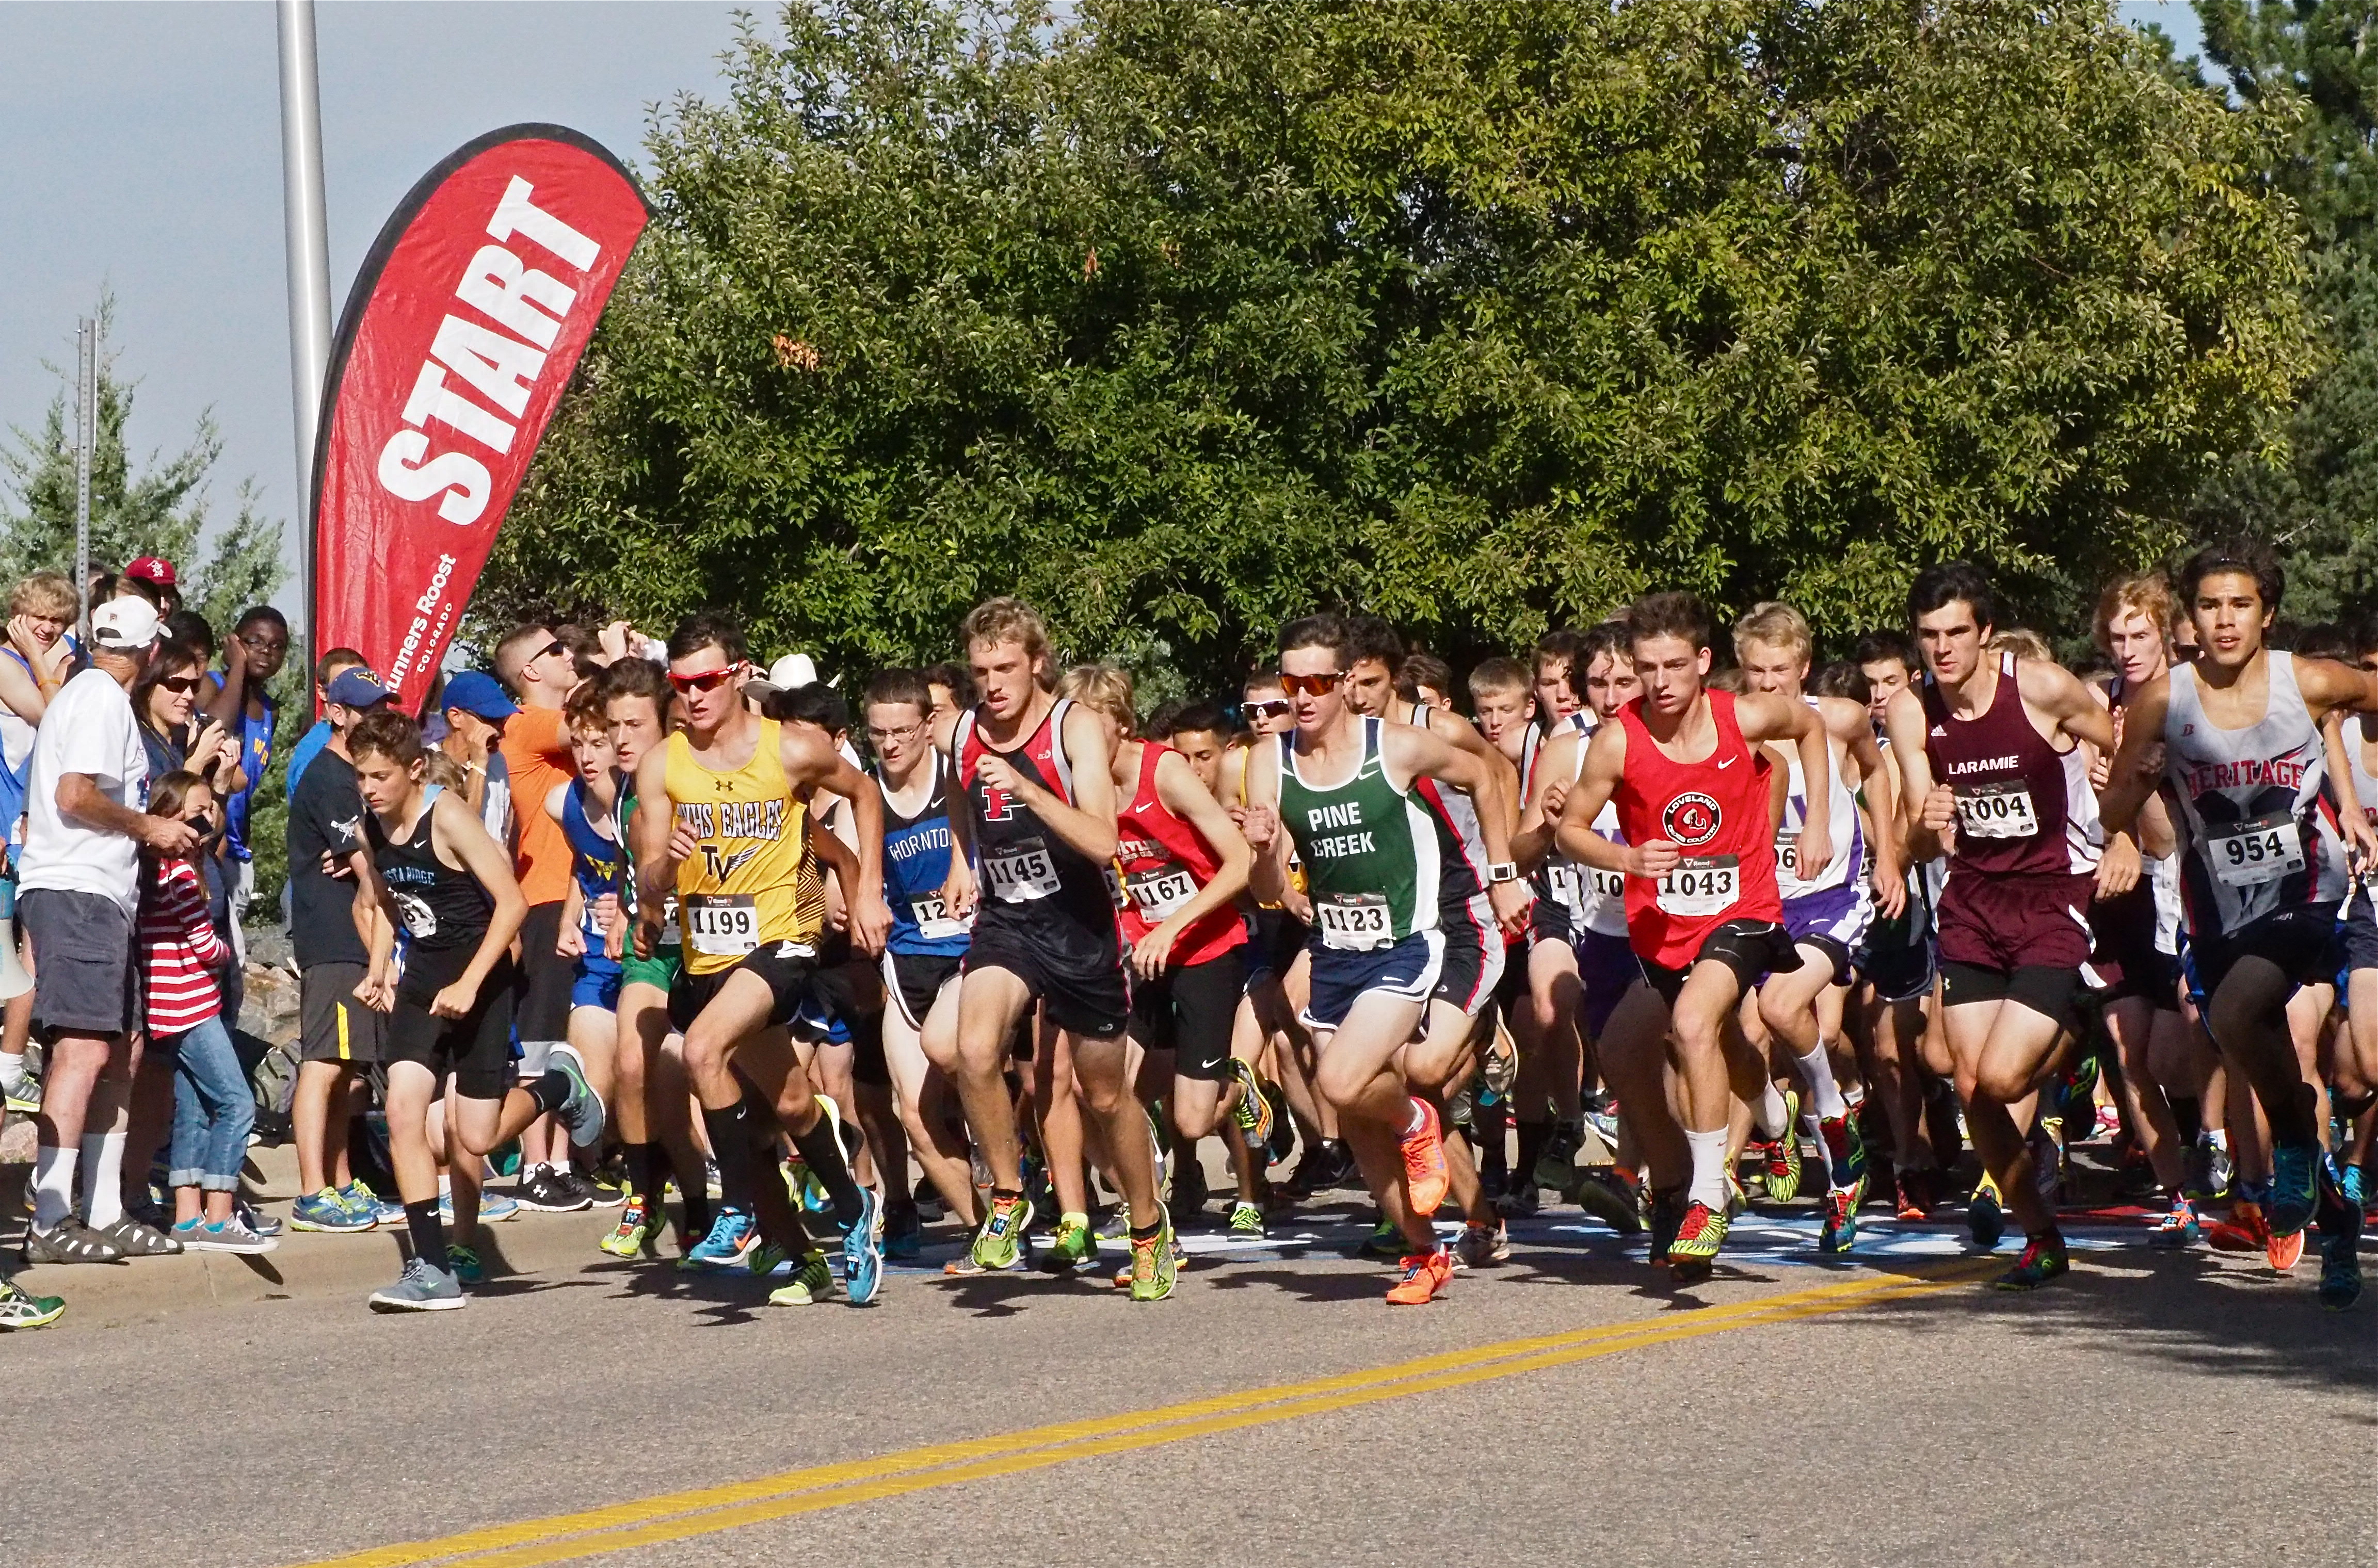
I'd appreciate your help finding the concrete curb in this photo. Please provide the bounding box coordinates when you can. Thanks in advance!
[7,1198,623,1329]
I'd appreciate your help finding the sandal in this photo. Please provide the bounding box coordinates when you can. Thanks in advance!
[21,1219,126,1265]
[92,1217,183,1257]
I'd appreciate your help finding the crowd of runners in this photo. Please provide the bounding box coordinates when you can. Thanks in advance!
[5,534,2375,1327]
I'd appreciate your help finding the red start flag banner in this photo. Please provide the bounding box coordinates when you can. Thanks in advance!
[312,124,647,705]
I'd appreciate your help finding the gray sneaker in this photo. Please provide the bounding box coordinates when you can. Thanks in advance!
[548,1043,607,1149]
[21,1218,124,1265]
[179,1216,278,1255]
[367,1257,464,1312]
[92,1216,182,1257]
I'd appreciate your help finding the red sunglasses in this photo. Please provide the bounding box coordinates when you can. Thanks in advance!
[668,661,747,694]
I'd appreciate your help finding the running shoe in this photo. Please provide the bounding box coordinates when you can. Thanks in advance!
[1725,1171,1749,1222]
[1400,1096,1450,1216]
[452,1189,521,1223]
[1819,1110,1868,1203]
[2207,1199,2271,1255]
[1533,1120,1583,1198]
[341,1179,405,1228]
[1667,1200,1728,1282]
[884,1202,924,1261]
[1647,1186,1686,1264]
[1229,1058,1276,1150]
[1499,1181,1540,1219]
[1993,1232,2070,1290]
[942,1252,988,1278]
[580,1168,630,1208]
[1821,1188,1856,1255]
[233,1197,282,1238]
[445,1243,484,1285]
[1967,1174,2005,1252]
[1097,1208,1132,1243]
[599,1201,653,1259]
[2269,1140,2320,1238]
[174,1216,276,1255]
[839,1186,885,1305]
[368,1257,464,1312]
[2183,1135,2232,1201]
[782,1157,833,1219]
[2318,1228,2362,1310]
[1357,1217,1405,1260]
[1581,1094,1620,1147]
[2316,1160,2363,1309]
[680,1206,757,1271]
[517,1164,590,1213]
[1895,1166,1940,1221]
[2269,1222,2306,1273]
[744,1240,792,1279]
[0,1278,64,1331]
[1575,1171,1645,1236]
[291,1187,372,1233]
[1263,1081,1294,1165]
[2148,1195,2200,1250]
[971,1192,1034,1272]
[1454,1218,1509,1269]
[548,1043,608,1150]
[1759,1135,1803,1206]
[4,1069,41,1116]
[1385,1246,1453,1305]
[769,1249,836,1306]
[1039,1212,1098,1273]
[1228,1200,1265,1239]
[1127,1208,1179,1302]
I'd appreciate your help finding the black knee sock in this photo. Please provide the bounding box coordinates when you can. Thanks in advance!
[702,1101,761,1213]
[406,1200,446,1268]
[623,1141,660,1209]
[2171,1095,2204,1147]
[1515,1119,1553,1186]
[527,1068,572,1117]
[792,1113,866,1230]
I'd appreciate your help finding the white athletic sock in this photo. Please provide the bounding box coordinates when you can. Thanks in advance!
[1755,1083,1789,1139]
[1794,1044,1850,1122]
[31,1145,76,1231]
[1685,1127,1728,1213]
[0,1050,25,1097]
[82,1131,126,1228]
[552,1155,573,1177]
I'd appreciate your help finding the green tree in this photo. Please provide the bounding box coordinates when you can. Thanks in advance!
[2189,0,2378,620]
[0,301,288,640]
[490,0,2314,682]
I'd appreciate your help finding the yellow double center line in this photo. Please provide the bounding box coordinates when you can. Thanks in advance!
[302,1262,1994,1568]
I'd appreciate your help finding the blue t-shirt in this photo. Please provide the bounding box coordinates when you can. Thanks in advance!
[285,719,333,803]
[881,752,970,959]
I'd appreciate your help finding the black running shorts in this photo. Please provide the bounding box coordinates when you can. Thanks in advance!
[1129,948,1245,1080]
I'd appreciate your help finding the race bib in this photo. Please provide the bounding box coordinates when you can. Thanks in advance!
[1954,782,2039,839]
[684,894,760,958]
[1126,866,1198,920]
[658,894,681,948]
[1774,832,1799,881]
[1315,892,1394,951]
[1546,862,1584,910]
[393,892,438,941]
[908,893,969,942]
[983,837,1061,903]
[1656,855,1740,918]
[2207,814,2305,888]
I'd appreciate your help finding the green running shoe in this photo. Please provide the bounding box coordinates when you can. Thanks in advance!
[972,1193,1034,1272]
[445,1243,484,1285]
[1993,1233,2070,1290]
[1128,1207,1179,1302]
[1038,1212,1097,1273]
[1357,1217,1403,1260]
[745,1240,792,1280]
[770,1249,836,1305]
[600,1201,653,1259]
[1228,1201,1265,1239]
[1228,1058,1275,1149]
[0,1277,65,1330]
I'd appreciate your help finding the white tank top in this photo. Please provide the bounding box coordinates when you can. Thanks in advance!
[2164,651,2348,937]
[1775,695,1862,900]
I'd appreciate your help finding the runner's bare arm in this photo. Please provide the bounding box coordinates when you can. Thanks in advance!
[782,726,893,956]
[1134,749,1254,976]
[1241,741,1290,905]
[1831,698,1905,919]
[630,743,676,958]
[2094,676,2171,837]
[1414,706,1521,840]
[350,847,398,1009]
[2295,656,2378,723]
[1511,727,1580,871]
[431,789,530,1018]
[2319,708,2378,871]
[1739,690,1831,882]
[1881,686,1951,859]
[973,703,1121,864]
[2022,658,2116,753]
[1555,722,1640,873]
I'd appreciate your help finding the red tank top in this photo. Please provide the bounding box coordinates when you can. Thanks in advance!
[1112,742,1245,967]
[1613,689,1784,968]
[1918,651,2099,879]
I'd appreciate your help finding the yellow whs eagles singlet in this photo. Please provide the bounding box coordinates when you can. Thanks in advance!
[664,718,819,975]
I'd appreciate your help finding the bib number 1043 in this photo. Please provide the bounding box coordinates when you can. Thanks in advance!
[1655,855,1739,918]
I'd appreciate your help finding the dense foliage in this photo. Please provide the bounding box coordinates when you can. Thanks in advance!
[488,0,2316,683]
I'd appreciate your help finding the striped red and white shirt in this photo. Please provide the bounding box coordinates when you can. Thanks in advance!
[140,855,226,1034]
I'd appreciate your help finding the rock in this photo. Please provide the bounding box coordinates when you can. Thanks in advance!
[239,960,301,1046]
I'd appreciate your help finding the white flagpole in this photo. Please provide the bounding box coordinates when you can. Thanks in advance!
[277,0,331,671]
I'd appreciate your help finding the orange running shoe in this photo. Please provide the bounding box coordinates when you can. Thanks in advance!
[2269,1223,2305,1273]
[1400,1097,1450,1216]
[2206,1200,2271,1254]
[1385,1246,1453,1304]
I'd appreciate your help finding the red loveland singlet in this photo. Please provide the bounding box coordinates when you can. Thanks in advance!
[1112,742,1245,968]
[1612,688,1784,969]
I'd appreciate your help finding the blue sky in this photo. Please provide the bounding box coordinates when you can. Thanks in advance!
[1,1,2210,632]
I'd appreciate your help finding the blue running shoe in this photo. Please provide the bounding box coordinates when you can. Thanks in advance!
[883,1202,923,1261]
[342,1180,405,1227]
[291,1187,373,1233]
[2269,1140,2320,1238]
[840,1186,885,1305]
[680,1206,756,1271]
[439,1189,521,1224]
[1967,1177,2005,1252]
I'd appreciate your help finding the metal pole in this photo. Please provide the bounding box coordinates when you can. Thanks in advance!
[277,0,331,673]
[74,318,93,648]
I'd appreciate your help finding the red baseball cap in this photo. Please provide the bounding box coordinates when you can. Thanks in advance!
[124,555,178,588]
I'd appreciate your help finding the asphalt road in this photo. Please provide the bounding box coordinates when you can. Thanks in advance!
[7,1192,2372,1568]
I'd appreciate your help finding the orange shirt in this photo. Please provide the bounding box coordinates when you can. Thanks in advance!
[500,704,575,907]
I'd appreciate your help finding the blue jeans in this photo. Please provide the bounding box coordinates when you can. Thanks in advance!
[164,1015,253,1192]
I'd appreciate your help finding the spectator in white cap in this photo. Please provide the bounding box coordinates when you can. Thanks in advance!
[17,594,199,1264]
